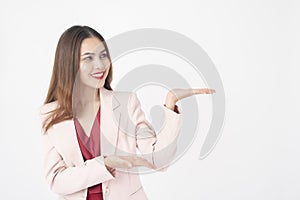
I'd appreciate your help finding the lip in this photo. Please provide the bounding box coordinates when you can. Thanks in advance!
[90,70,105,80]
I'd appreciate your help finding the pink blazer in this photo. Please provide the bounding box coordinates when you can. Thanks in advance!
[39,87,182,200]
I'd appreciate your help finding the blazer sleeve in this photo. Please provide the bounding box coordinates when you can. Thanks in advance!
[40,111,114,195]
[43,134,114,195]
[128,92,183,170]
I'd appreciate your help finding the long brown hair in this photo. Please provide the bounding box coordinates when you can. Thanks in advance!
[42,25,113,133]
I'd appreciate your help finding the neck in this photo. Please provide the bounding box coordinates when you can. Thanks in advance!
[77,83,100,108]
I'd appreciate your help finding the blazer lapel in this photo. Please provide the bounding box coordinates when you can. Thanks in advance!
[99,87,121,156]
[50,119,84,165]
[50,87,122,166]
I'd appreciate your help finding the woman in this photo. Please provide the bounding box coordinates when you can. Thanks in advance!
[39,25,215,200]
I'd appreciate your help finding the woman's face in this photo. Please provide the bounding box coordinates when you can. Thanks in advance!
[79,37,111,88]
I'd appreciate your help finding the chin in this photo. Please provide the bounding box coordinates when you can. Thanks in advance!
[84,78,107,88]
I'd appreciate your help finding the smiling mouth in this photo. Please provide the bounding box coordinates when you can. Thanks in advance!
[90,71,105,80]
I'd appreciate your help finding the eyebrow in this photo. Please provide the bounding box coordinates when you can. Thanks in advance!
[81,49,106,56]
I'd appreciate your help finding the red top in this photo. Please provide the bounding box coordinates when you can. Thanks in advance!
[74,107,103,200]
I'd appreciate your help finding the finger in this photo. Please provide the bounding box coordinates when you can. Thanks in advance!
[110,169,116,177]
[120,156,156,169]
[116,157,133,168]
[110,169,116,176]
[109,171,115,177]
[107,166,115,172]
[129,157,156,169]
[203,89,215,94]
[207,89,216,93]
[141,161,155,169]
[193,88,216,94]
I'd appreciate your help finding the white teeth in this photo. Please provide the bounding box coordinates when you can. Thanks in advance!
[92,72,104,77]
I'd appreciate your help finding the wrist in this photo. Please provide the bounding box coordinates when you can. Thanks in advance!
[165,96,176,110]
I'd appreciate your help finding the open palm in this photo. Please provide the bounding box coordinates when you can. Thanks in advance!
[168,88,216,103]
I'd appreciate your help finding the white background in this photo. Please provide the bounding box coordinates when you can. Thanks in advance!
[0,0,299,199]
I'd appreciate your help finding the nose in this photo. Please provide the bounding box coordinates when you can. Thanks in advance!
[93,57,106,70]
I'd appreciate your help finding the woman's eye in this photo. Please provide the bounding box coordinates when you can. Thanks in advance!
[83,56,93,61]
[100,53,107,59]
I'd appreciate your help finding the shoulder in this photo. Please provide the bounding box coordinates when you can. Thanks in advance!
[110,90,140,111]
[111,90,136,102]
[111,90,133,96]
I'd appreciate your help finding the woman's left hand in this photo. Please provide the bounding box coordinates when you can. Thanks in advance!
[165,88,216,110]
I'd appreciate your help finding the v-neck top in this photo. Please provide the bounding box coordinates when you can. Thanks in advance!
[74,106,103,199]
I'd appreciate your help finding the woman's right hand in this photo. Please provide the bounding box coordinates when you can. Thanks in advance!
[104,155,133,169]
[104,155,155,172]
